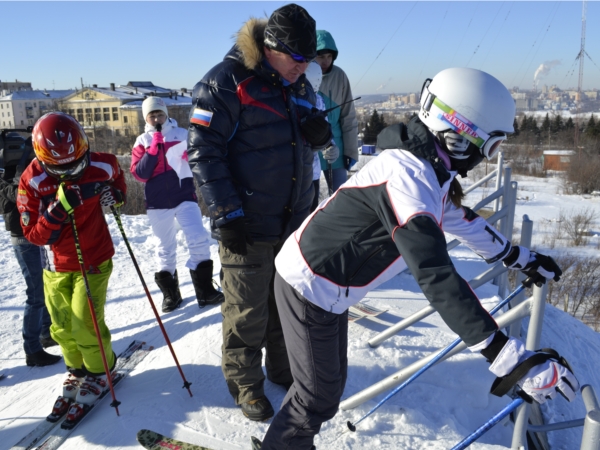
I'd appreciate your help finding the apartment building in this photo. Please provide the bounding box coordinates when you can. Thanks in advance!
[0,80,32,97]
[0,90,74,128]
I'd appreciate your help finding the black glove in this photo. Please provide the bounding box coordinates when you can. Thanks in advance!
[503,246,562,287]
[219,218,254,256]
[99,185,125,207]
[301,115,333,148]
[44,185,82,224]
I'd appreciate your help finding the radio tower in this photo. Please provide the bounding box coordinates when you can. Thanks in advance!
[574,0,587,148]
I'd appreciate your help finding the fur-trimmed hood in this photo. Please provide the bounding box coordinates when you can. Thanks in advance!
[232,18,268,71]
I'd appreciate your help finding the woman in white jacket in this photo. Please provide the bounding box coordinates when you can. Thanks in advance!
[130,97,223,313]
[256,68,578,450]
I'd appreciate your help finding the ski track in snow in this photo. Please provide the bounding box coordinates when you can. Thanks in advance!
[1,170,600,449]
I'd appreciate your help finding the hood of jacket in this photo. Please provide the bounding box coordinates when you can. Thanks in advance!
[377,116,451,187]
[226,17,268,71]
[316,30,339,61]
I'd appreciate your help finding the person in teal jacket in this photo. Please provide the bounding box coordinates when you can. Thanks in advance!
[315,30,359,193]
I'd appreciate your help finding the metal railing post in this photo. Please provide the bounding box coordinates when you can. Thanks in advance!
[494,151,504,213]
[511,282,548,449]
[509,215,533,339]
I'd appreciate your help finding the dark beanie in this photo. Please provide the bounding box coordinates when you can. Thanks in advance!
[264,3,317,60]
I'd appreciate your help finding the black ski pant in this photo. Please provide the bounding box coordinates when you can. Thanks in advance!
[219,241,292,405]
[262,272,348,450]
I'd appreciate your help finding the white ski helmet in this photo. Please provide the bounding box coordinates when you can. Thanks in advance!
[418,67,515,165]
[304,61,323,93]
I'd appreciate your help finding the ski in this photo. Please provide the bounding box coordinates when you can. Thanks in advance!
[137,429,214,450]
[348,301,387,322]
[9,340,150,450]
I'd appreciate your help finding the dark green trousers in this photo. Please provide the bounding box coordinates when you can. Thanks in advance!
[219,241,292,404]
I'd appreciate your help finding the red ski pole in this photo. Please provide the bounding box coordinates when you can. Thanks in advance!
[60,185,121,415]
[110,206,193,396]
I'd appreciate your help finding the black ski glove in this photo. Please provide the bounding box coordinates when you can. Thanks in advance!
[503,246,562,287]
[99,185,125,207]
[301,115,333,148]
[219,218,254,256]
[44,185,83,224]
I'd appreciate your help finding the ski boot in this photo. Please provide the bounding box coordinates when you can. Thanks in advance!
[47,372,85,422]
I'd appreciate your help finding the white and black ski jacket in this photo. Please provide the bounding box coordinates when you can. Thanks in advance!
[275,118,511,347]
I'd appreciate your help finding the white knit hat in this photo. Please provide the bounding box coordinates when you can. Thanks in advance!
[142,97,168,120]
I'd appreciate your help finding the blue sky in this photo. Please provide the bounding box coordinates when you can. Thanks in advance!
[3,1,600,96]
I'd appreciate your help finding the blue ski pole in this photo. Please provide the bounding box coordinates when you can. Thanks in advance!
[450,397,525,450]
[347,278,532,432]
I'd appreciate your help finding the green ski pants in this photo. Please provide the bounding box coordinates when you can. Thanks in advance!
[43,259,114,374]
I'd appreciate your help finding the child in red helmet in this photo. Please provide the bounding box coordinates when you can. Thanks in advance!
[17,112,127,412]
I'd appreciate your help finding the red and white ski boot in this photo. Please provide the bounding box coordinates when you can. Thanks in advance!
[46,373,85,422]
[75,373,109,405]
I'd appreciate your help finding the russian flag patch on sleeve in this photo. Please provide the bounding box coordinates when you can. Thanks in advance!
[191,108,214,127]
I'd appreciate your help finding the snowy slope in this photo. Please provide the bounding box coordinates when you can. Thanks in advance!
[1,172,600,450]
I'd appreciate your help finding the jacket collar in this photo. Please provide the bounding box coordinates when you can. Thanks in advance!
[376,116,451,186]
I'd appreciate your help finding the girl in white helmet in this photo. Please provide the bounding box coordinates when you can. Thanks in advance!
[257,68,578,450]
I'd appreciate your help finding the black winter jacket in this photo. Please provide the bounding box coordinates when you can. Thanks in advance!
[187,18,317,242]
[0,165,25,238]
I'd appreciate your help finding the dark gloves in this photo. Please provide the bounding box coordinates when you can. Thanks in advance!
[99,185,125,207]
[45,184,82,224]
[219,218,254,256]
[301,115,333,148]
[503,246,562,287]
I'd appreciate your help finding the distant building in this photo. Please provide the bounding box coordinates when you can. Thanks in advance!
[542,150,575,171]
[0,80,32,97]
[0,90,74,128]
[57,82,192,138]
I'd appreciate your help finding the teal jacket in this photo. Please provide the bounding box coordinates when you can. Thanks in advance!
[316,30,359,170]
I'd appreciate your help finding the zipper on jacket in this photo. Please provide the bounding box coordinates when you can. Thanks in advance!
[345,247,383,297]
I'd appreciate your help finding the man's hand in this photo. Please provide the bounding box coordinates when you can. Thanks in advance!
[301,115,332,148]
[219,218,254,256]
[503,246,562,287]
[321,144,339,163]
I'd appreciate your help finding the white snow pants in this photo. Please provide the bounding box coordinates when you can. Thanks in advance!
[146,201,211,275]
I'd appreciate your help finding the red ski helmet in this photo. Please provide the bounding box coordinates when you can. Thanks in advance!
[32,112,90,180]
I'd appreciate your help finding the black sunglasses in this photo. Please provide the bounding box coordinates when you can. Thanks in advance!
[265,31,313,63]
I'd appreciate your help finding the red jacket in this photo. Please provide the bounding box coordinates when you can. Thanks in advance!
[17,152,127,272]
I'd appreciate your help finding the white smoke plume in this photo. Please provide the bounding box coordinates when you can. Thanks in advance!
[534,60,561,82]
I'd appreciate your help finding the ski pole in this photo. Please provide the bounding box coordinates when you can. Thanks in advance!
[347,278,533,432]
[110,206,193,396]
[327,162,334,196]
[61,185,121,415]
[450,397,525,450]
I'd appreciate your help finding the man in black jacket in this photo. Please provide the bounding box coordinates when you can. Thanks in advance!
[0,133,60,367]
[187,3,331,421]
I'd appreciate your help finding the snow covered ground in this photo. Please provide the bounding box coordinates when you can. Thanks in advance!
[1,167,600,450]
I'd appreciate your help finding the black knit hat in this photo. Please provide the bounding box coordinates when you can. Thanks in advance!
[264,3,317,60]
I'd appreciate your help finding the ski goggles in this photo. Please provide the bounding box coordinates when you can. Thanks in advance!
[42,152,89,181]
[264,31,314,63]
[421,85,507,160]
